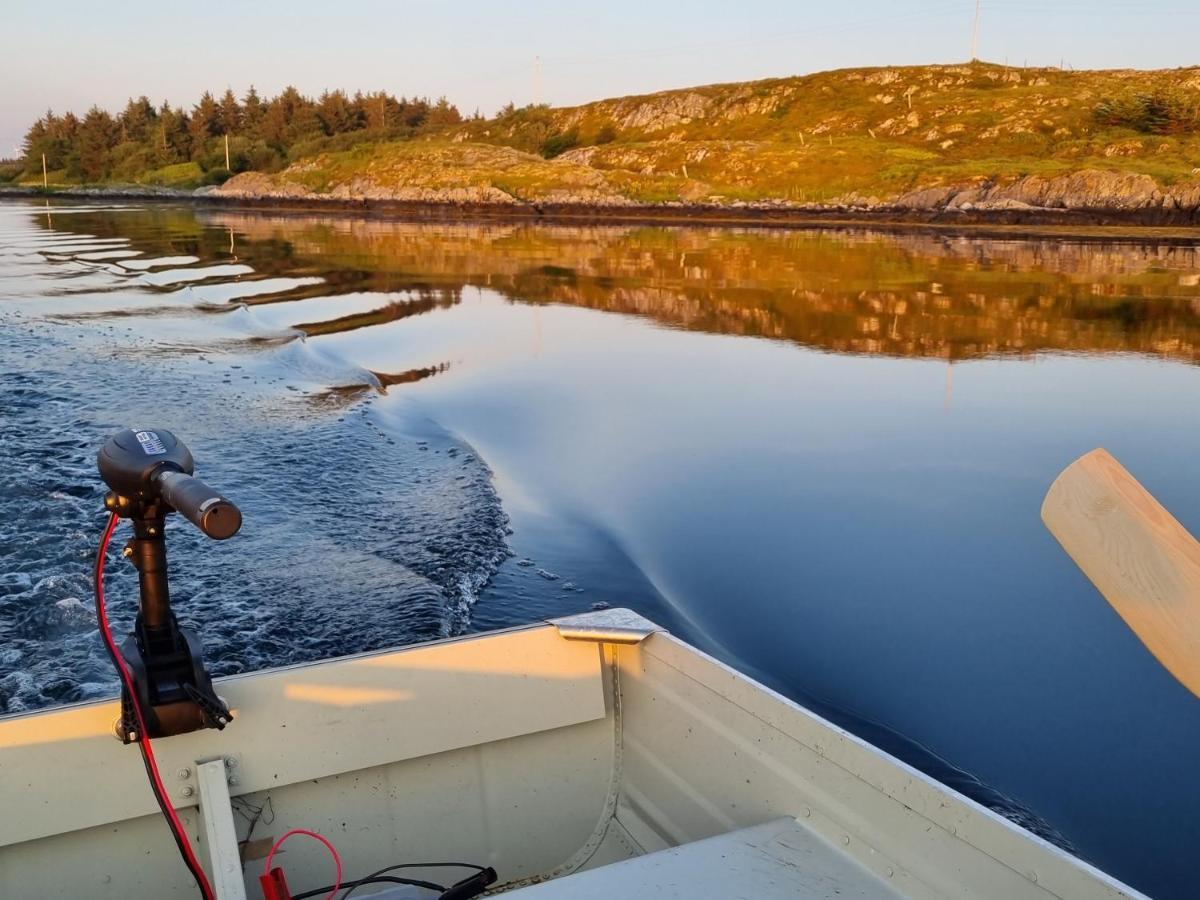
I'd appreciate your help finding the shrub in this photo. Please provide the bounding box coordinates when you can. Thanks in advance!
[243,140,285,173]
[1094,90,1200,135]
[541,127,580,159]
[593,122,618,145]
[198,146,231,173]
[202,167,232,186]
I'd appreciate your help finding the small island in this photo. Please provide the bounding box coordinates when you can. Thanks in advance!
[4,61,1200,225]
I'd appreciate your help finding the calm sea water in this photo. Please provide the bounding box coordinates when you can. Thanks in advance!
[2,200,1200,897]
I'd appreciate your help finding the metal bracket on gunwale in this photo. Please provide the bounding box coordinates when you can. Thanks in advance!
[550,608,664,644]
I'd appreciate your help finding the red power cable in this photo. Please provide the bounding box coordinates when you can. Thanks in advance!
[94,511,216,900]
[263,829,343,900]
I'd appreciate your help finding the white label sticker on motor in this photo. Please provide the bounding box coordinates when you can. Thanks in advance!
[135,431,167,455]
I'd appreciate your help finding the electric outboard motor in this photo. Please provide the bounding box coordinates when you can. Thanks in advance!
[98,428,241,740]
[98,429,241,539]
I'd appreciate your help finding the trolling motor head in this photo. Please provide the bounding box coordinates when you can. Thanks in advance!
[98,429,240,740]
[99,428,241,539]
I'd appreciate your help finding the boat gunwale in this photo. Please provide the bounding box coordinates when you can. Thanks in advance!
[0,619,549,724]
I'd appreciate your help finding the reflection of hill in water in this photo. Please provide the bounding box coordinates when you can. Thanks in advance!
[51,208,1200,364]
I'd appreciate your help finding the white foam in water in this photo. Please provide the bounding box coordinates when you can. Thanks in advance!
[214,303,304,341]
[268,333,381,389]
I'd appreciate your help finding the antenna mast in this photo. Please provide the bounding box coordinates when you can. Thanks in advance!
[971,0,981,61]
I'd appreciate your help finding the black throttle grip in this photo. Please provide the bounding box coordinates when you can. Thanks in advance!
[155,470,242,540]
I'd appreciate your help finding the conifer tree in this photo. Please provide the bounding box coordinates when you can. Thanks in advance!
[218,89,242,136]
[242,86,264,135]
[189,91,221,151]
[74,106,117,181]
[119,97,156,144]
[159,104,191,163]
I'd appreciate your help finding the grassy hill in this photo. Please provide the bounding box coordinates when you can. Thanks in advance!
[213,61,1200,212]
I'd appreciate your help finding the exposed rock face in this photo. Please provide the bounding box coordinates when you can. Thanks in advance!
[611,91,714,131]
[558,90,716,134]
[894,169,1200,215]
[892,186,960,210]
[215,172,315,200]
[985,170,1163,210]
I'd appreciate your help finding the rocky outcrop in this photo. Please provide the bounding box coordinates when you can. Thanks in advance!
[214,143,641,207]
[604,91,714,132]
[213,172,315,200]
[892,169,1200,217]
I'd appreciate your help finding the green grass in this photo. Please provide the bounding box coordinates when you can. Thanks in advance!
[137,162,205,188]
[16,167,67,186]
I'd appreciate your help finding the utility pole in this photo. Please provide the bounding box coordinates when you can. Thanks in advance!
[41,152,48,188]
[971,0,981,61]
[224,133,230,171]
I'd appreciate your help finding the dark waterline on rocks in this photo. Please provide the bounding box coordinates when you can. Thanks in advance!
[2,200,1200,898]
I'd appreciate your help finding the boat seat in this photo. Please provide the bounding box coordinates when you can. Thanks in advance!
[502,817,904,899]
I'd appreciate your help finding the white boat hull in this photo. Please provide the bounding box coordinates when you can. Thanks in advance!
[0,610,1144,898]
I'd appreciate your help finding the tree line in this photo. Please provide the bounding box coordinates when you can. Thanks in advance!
[19,87,465,185]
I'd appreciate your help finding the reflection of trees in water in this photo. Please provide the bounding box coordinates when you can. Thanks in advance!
[293,289,461,337]
[47,208,1200,364]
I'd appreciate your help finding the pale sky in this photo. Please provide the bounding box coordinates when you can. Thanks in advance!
[2,0,1197,157]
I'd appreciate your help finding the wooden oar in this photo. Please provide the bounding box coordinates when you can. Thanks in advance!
[1042,448,1200,699]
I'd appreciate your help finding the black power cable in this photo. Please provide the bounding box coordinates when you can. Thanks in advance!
[292,874,447,899]
[295,861,492,900]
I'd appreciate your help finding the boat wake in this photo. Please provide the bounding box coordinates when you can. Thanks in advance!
[0,210,509,714]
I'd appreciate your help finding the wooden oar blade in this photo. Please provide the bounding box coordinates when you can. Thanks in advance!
[1042,448,1200,699]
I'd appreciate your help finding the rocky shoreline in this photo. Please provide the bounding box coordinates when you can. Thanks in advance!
[3,169,1199,230]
